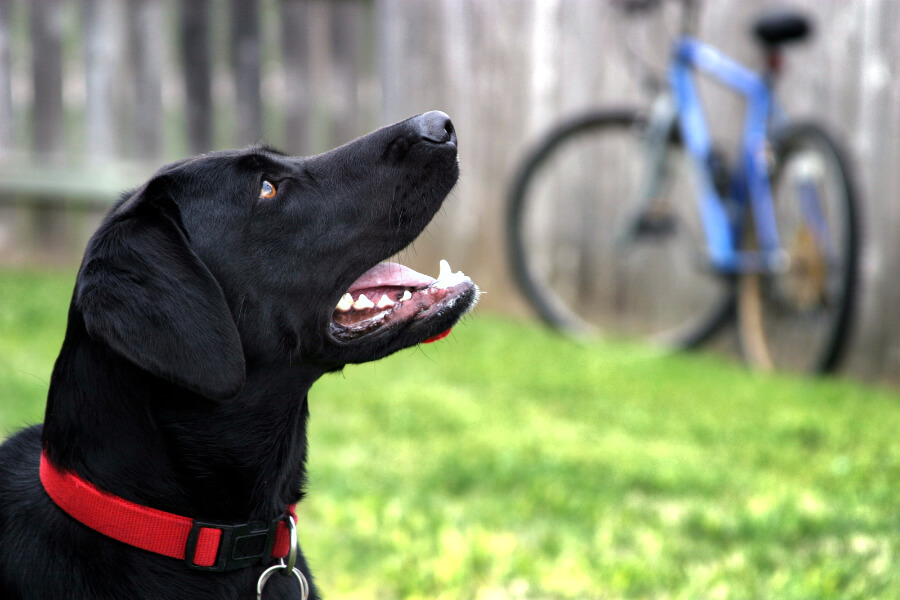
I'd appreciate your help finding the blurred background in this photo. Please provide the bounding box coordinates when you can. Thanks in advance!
[2,2,900,598]
[0,0,898,382]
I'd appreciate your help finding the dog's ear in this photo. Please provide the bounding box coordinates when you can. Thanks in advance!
[75,177,246,400]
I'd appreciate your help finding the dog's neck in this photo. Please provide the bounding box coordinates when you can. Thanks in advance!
[42,314,323,524]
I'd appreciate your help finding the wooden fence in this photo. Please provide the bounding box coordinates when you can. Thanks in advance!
[0,0,379,257]
[0,0,898,382]
[380,0,900,384]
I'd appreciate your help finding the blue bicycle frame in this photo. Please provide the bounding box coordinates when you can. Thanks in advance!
[669,37,786,274]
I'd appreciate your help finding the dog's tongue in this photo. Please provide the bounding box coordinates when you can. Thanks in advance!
[347,262,435,293]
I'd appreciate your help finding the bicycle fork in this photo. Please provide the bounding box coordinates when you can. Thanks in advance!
[613,93,681,249]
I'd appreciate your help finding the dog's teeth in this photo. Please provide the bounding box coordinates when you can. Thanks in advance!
[400,290,412,302]
[376,294,395,309]
[353,294,375,310]
[433,258,469,289]
[335,293,354,312]
[437,259,452,282]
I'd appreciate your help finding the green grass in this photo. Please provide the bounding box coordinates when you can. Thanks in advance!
[0,269,74,429]
[2,268,900,599]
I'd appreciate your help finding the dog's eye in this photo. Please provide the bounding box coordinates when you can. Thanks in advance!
[259,180,277,199]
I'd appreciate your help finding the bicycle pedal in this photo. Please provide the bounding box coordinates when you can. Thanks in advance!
[634,213,677,238]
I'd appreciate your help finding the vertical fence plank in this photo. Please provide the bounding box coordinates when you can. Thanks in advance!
[128,0,163,160]
[0,0,12,258]
[180,0,213,154]
[281,0,311,156]
[230,0,262,146]
[306,1,332,152]
[80,0,125,261]
[30,0,66,255]
[0,0,13,154]
[377,0,400,122]
[877,0,900,382]
[330,0,360,144]
[853,0,900,381]
[31,0,64,160]
[83,0,124,162]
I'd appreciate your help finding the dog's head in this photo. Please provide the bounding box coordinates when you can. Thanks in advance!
[73,112,478,400]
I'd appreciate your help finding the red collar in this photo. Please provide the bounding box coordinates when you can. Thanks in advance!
[40,450,297,572]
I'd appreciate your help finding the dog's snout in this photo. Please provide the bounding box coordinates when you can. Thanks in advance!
[377,110,459,162]
[415,111,456,146]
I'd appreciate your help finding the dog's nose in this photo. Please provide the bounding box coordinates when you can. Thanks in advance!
[415,111,456,146]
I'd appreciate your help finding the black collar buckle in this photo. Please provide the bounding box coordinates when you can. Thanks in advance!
[185,516,280,572]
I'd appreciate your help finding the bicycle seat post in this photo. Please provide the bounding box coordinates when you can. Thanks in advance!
[762,48,783,83]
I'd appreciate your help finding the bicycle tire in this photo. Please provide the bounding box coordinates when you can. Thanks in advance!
[506,109,733,348]
[737,122,859,373]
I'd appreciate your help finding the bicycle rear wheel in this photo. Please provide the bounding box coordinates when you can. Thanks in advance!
[506,109,733,348]
[737,123,859,373]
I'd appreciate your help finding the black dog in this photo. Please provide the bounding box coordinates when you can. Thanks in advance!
[0,112,477,599]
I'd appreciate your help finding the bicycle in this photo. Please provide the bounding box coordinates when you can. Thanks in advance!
[506,0,859,373]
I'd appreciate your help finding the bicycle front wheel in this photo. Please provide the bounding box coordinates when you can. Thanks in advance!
[506,109,733,348]
[737,123,859,373]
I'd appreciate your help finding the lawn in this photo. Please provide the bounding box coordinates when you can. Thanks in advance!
[2,268,899,599]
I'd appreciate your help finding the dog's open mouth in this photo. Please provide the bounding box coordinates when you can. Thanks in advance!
[329,260,477,342]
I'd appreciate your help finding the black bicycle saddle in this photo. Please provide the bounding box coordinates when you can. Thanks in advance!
[752,9,812,46]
